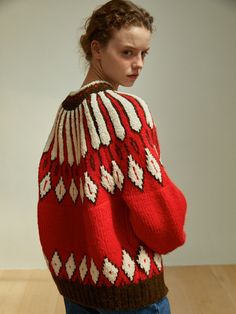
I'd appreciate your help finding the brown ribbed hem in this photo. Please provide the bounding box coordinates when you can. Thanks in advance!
[53,273,168,311]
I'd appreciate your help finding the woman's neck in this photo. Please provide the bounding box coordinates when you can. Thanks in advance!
[81,62,119,90]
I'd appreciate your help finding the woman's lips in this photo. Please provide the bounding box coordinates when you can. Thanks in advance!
[128,74,139,80]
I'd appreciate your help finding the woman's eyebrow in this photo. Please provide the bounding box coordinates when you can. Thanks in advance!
[123,45,150,51]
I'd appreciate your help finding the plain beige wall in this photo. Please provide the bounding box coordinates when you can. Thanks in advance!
[0,0,235,269]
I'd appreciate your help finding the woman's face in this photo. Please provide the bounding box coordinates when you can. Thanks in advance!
[97,25,151,89]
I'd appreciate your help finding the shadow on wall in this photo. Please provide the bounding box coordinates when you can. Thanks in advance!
[216,0,236,9]
[0,0,14,6]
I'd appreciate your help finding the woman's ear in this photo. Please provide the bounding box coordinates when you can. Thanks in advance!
[91,40,102,60]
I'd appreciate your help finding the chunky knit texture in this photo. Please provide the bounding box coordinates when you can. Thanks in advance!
[37,80,187,310]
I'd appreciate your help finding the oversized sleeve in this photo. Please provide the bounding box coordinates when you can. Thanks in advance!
[105,90,187,255]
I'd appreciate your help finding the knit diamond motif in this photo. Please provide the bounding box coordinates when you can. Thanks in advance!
[112,160,124,191]
[40,172,51,198]
[55,177,66,202]
[80,178,84,203]
[100,165,116,194]
[51,251,62,276]
[84,172,98,203]
[153,253,162,271]
[128,155,143,190]
[69,179,78,203]
[103,258,118,284]
[65,253,76,279]
[122,250,135,281]
[145,148,162,183]
[90,259,99,284]
[136,246,151,276]
[79,256,88,281]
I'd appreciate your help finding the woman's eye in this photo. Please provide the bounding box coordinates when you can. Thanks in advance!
[122,50,149,58]
[142,51,149,58]
[123,50,133,56]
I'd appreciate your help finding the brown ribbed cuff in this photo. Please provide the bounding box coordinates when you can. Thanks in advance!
[52,272,168,311]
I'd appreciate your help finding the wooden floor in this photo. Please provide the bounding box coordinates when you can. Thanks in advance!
[0,265,235,314]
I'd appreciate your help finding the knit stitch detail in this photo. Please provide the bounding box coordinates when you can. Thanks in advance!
[122,250,135,282]
[65,253,76,280]
[79,256,88,281]
[39,147,162,204]
[48,245,164,285]
[39,172,51,198]
[51,251,62,276]
[53,272,168,310]
[136,246,151,276]
[90,259,99,284]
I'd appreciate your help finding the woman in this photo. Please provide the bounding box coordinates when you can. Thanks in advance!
[37,1,187,313]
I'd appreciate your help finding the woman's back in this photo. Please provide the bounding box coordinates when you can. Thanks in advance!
[37,1,187,312]
[37,80,186,310]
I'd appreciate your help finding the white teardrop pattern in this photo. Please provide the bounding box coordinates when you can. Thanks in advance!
[70,110,78,165]
[90,93,111,146]
[75,108,81,164]
[65,111,74,166]
[82,98,101,150]
[79,105,87,158]
[50,107,64,161]
[43,105,63,153]
[106,90,142,132]
[116,91,154,128]
[43,89,155,167]
[40,89,164,204]
[98,91,125,141]
[58,110,67,165]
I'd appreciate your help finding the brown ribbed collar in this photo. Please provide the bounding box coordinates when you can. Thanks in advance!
[62,80,115,110]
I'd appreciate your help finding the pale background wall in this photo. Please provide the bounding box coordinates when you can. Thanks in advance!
[0,0,235,269]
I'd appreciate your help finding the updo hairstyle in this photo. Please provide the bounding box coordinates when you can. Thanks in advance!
[79,0,154,62]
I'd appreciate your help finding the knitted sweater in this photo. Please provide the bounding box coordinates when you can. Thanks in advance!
[37,80,187,310]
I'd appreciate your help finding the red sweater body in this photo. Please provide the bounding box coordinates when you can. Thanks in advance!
[37,80,187,310]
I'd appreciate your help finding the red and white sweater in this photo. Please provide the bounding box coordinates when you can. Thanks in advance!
[37,80,187,310]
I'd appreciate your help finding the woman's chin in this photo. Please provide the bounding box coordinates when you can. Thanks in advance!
[122,80,135,87]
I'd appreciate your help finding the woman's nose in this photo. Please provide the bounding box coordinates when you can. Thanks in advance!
[133,54,143,69]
